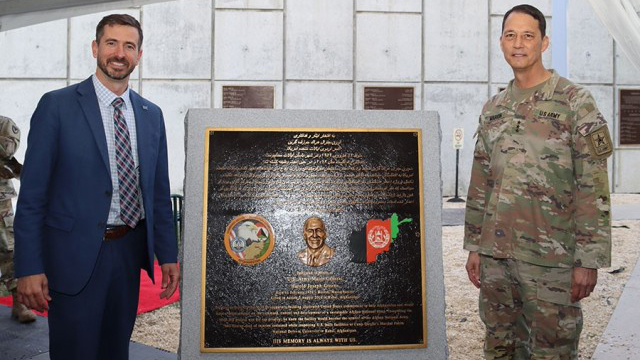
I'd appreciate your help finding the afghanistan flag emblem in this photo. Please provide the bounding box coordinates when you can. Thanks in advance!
[350,213,412,263]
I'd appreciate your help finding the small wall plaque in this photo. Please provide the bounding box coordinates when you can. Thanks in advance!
[364,87,414,110]
[222,86,275,109]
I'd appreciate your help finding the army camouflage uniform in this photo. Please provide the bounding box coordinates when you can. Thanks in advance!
[0,115,21,296]
[464,70,612,359]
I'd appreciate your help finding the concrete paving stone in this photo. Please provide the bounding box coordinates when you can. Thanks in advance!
[592,256,640,359]
[612,203,640,221]
[0,306,49,360]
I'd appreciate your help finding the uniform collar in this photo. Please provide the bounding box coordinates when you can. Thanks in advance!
[497,69,560,107]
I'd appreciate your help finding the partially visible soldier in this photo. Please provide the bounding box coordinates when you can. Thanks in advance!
[0,115,36,323]
[464,4,612,359]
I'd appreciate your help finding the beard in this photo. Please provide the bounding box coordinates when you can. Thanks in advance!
[97,55,136,81]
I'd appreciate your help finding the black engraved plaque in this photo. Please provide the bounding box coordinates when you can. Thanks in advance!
[364,87,414,110]
[202,129,426,352]
[222,86,275,109]
[620,89,640,145]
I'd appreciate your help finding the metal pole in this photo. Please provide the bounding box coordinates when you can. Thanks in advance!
[448,149,465,203]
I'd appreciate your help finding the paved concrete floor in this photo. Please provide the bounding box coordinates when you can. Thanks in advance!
[0,305,176,360]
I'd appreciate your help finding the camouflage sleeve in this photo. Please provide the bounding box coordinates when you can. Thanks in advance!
[464,116,490,252]
[572,93,612,269]
[0,116,20,160]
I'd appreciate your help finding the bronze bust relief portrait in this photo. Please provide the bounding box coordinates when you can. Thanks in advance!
[297,216,335,267]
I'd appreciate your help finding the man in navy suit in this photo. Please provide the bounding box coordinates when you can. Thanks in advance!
[13,14,179,360]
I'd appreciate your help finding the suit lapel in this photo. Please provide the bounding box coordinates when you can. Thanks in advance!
[77,77,110,172]
[130,91,151,192]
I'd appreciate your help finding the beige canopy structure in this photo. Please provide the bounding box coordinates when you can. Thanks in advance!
[0,0,171,31]
[586,0,640,71]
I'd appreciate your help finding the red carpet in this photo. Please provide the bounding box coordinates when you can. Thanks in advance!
[137,260,181,314]
[0,260,179,316]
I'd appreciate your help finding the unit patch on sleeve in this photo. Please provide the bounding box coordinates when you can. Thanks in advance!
[586,125,613,159]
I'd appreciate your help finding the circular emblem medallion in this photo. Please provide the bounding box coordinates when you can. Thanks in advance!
[367,225,391,249]
[224,214,275,265]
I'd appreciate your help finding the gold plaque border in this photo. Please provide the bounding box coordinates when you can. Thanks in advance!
[201,127,427,352]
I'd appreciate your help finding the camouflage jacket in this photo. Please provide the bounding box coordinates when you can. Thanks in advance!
[464,70,612,269]
[0,116,20,202]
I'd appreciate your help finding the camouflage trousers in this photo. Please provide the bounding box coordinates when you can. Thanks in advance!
[479,255,583,360]
[0,200,15,296]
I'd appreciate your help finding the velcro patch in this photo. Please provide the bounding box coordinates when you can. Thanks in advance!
[486,113,503,121]
[534,109,567,121]
[585,125,613,159]
[578,103,596,118]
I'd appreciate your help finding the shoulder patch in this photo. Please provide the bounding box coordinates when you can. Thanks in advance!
[578,103,596,118]
[486,113,504,121]
[584,125,613,159]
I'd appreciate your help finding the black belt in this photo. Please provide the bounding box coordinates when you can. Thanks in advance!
[104,225,131,240]
[103,220,144,240]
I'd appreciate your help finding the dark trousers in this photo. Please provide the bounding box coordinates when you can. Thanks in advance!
[48,223,147,360]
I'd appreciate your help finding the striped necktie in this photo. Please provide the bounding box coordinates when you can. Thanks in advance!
[112,97,141,228]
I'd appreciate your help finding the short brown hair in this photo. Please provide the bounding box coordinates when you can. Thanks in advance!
[96,14,143,47]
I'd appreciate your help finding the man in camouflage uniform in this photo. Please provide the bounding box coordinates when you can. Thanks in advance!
[464,4,611,359]
[0,115,36,323]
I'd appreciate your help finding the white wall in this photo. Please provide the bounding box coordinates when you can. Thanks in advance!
[0,0,637,195]
[567,0,640,193]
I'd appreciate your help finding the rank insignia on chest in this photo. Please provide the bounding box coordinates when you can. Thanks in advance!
[586,126,613,159]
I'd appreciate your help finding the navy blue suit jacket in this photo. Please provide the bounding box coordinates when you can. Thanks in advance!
[14,77,177,295]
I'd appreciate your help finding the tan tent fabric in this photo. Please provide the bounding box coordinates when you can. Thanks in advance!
[587,0,640,71]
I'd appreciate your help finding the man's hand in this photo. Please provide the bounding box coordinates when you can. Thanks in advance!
[571,267,597,302]
[17,274,51,312]
[0,157,22,179]
[159,263,180,299]
[6,157,22,176]
[0,165,15,179]
[465,251,482,288]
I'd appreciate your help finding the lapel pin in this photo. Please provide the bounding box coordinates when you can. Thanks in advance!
[142,105,148,110]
